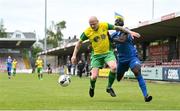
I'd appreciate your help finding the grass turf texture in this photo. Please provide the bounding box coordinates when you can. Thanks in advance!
[0,73,180,110]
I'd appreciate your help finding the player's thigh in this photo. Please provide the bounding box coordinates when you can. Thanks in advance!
[117,62,129,75]
[7,67,10,72]
[104,51,116,70]
[129,57,141,69]
[8,67,12,72]
[129,57,141,75]
[40,68,43,74]
[37,68,42,73]
[91,55,104,69]
[106,60,117,72]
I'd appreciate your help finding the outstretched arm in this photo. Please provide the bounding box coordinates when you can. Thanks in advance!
[129,30,141,39]
[71,40,83,64]
[114,26,141,39]
[114,26,131,34]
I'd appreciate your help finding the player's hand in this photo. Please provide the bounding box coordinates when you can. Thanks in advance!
[130,31,141,39]
[71,56,77,64]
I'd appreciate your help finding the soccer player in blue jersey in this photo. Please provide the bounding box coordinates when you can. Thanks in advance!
[110,13,152,102]
[6,56,13,79]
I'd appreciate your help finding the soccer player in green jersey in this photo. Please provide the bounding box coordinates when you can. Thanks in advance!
[35,56,43,80]
[12,58,17,76]
[71,16,138,97]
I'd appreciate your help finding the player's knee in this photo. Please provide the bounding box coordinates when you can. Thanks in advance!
[91,75,97,80]
[108,62,117,72]
[116,74,123,82]
[90,68,98,79]
[132,67,141,76]
[117,77,121,82]
[133,70,138,76]
[91,73,98,80]
[110,65,117,73]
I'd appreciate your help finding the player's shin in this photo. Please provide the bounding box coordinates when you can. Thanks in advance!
[90,79,96,89]
[136,73,148,97]
[107,71,116,88]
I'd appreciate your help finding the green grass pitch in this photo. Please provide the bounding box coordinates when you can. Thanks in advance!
[0,73,180,110]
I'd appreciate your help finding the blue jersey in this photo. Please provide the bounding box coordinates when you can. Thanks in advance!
[6,58,12,67]
[111,31,138,62]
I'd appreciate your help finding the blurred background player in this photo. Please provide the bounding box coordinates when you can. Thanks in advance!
[47,63,52,74]
[59,64,65,75]
[6,56,12,79]
[66,60,72,75]
[110,12,152,102]
[12,58,17,76]
[77,59,85,78]
[85,61,89,77]
[35,56,43,80]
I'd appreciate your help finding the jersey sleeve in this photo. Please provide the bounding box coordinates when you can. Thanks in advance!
[80,32,88,41]
[107,23,115,30]
[110,32,117,42]
[127,34,133,42]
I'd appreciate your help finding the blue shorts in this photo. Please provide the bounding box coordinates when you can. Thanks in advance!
[117,57,141,75]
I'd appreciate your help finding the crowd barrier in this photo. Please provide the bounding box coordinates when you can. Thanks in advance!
[99,66,180,82]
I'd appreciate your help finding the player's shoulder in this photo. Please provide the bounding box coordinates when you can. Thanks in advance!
[84,27,92,33]
[99,22,109,28]
[99,22,108,25]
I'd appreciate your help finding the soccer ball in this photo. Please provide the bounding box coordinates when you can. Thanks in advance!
[58,75,71,87]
